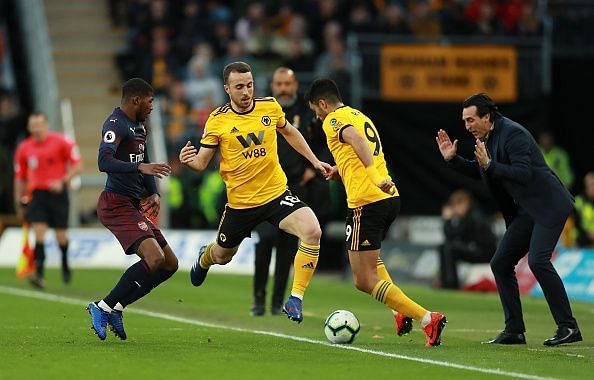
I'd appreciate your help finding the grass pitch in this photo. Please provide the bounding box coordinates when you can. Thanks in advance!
[0,267,592,379]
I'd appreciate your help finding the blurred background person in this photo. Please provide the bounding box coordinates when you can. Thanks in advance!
[251,67,329,316]
[574,172,594,248]
[438,189,497,289]
[13,112,83,288]
[538,130,574,190]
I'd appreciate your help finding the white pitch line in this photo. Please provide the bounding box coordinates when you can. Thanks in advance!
[0,285,556,380]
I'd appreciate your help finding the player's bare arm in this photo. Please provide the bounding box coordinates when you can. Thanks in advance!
[435,129,458,161]
[341,126,395,195]
[179,140,216,172]
[277,120,331,176]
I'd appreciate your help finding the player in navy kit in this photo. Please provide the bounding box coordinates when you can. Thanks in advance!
[87,78,178,341]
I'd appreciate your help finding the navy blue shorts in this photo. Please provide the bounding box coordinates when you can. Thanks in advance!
[97,191,168,255]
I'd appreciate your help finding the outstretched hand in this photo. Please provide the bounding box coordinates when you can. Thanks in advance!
[179,141,198,165]
[435,129,458,161]
[313,160,333,177]
[138,162,171,178]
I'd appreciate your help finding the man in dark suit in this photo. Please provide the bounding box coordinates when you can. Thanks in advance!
[435,93,581,346]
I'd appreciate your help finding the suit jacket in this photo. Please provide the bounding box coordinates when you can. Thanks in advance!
[449,116,574,228]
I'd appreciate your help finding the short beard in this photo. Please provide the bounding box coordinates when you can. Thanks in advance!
[276,93,297,108]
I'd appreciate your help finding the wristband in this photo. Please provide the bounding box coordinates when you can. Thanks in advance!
[365,165,384,186]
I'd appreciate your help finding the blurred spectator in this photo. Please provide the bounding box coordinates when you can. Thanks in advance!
[438,190,497,289]
[270,14,314,68]
[310,0,345,54]
[377,4,411,34]
[138,33,179,94]
[538,130,574,189]
[347,1,375,34]
[574,172,594,248]
[440,0,474,35]
[235,2,266,46]
[160,80,194,151]
[314,36,351,102]
[210,22,235,58]
[237,2,274,58]
[185,57,224,113]
[213,39,254,78]
[512,1,541,36]
[472,0,505,36]
[0,87,25,146]
[409,0,442,37]
[168,155,193,229]
[173,1,210,64]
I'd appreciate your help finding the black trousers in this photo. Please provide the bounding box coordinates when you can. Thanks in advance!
[439,241,492,289]
[253,222,297,308]
[490,213,578,333]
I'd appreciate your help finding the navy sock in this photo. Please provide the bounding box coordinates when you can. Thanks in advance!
[103,260,152,308]
[34,243,45,277]
[120,268,176,308]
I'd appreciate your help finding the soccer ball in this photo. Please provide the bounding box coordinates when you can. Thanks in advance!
[324,310,360,344]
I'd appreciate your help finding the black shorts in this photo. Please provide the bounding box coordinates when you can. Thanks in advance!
[346,197,400,252]
[217,189,308,248]
[97,191,168,255]
[26,190,69,229]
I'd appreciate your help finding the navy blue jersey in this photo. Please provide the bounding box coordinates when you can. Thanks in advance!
[98,107,158,200]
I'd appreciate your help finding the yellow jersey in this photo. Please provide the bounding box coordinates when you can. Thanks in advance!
[201,97,288,209]
[322,105,398,209]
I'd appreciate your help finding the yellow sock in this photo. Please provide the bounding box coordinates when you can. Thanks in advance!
[199,243,217,268]
[377,258,397,315]
[377,257,394,283]
[290,242,320,298]
[371,280,427,322]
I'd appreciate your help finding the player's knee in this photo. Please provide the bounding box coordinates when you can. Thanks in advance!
[301,223,322,244]
[215,255,233,265]
[490,255,509,275]
[145,253,165,272]
[353,275,374,294]
[527,255,549,275]
[166,256,179,272]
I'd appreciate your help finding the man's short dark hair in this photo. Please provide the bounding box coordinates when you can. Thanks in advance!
[223,61,252,84]
[462,93,502,121]
[122,78,153,101]
[304,78,342,105]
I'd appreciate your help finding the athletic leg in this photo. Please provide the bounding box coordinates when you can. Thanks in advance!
[55,228,71,284]
[30,222,48,288]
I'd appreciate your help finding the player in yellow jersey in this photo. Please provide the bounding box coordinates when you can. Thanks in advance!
[179,62,331,323]
[305,78,447,347]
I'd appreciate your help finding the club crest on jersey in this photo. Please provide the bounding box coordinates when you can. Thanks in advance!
[261,116,271,126]
[137,221,149,231]
[219,233,227,242]
[330,118,337,126]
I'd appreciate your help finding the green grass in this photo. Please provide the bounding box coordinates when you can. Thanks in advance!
[0,267,592,379]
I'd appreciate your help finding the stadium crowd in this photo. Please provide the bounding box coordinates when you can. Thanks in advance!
[106,0,548,229]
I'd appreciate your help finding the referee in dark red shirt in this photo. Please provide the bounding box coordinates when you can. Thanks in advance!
[13,112,83,288]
